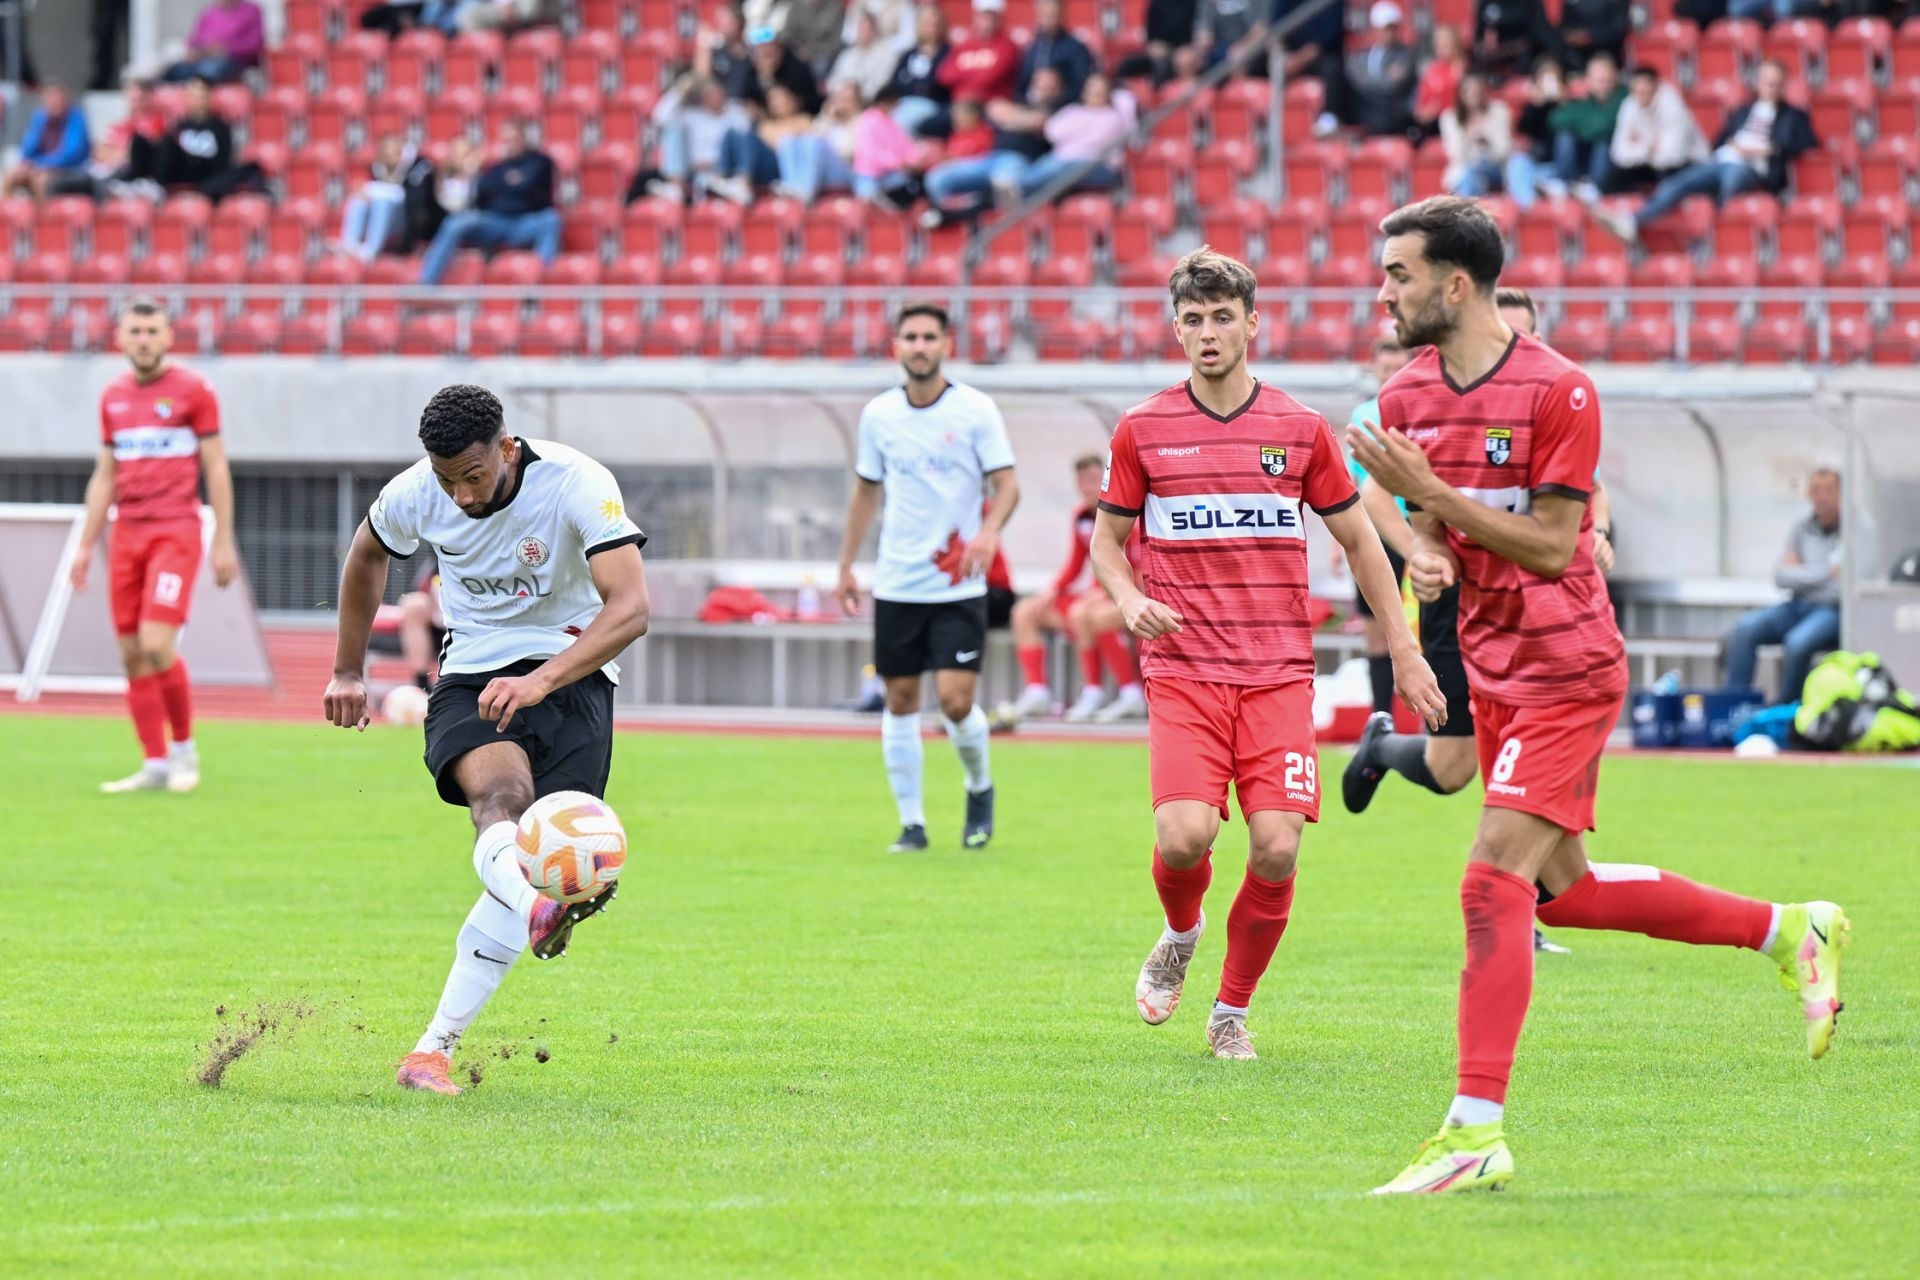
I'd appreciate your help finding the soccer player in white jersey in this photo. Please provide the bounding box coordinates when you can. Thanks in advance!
[836,303,1021,853]
[323,385,651,1096]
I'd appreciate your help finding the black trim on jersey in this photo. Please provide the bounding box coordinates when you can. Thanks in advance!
[1311,492,1361,517]
[1185,379,1262,424]
[1533,483,1591,503]
[855,468,883,483]
[365,517,408,559]
[903,381,953,411]
[1097,499,1143,518]
[1440,333,1519,396]
[586,531,648,557]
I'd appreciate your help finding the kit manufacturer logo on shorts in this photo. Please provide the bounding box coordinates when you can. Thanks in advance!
[1485,428,1512,466]
[1259,446,1287,477]
[515,536,550,568]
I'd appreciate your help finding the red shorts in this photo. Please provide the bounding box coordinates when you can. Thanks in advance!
[1472,693,1623,835]
[109,518,203,635]
[1145,677,1321,821]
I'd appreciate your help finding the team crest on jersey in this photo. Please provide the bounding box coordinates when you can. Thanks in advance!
[515,536,550,568]
[1485,428,1513,466]
[153,399,173,420]
[1259,446,1287,477]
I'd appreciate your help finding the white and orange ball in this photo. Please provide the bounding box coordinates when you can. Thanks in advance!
[514,791,626,904]
[382,684,430,726]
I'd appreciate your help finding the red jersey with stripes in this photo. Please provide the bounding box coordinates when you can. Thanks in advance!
[98,365,221,523]
[1100,380,1357,686]
[1378,332,1626,706]
[1053,504,1143,597]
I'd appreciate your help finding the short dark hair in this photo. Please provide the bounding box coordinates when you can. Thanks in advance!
[1073,452,1104,471]
[1630,66,1659,84]
[418,384,505,457]
[1371,334,1406,358]
[1169,246,1257,313]
[1495,286,1537,327]
[1379,196,1505,293]
[120,295,167,321]
[896,302,949,332]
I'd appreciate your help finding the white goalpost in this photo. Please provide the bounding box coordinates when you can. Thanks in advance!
[0,503,275,702]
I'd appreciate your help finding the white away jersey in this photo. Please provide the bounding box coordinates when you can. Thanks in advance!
[367,438,646,678]
[855,381,1016,603]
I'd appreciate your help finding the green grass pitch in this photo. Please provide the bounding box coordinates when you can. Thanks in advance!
[3,715,1915,1278]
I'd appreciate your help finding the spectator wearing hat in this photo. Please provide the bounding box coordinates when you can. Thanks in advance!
[1346,2,1418,137]
[939,0,1020,106]
[747,28,824,114]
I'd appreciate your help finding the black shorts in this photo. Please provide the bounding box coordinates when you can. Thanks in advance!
[423,658,616,807]
[873,595,989,679]
[986,584,1016,630]
[1353,546,1408,619]
[1419,585,1475,738]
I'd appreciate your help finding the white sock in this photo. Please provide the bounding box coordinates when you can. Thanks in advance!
[170,738,195,756]
[1446,1095,1504,1128]
[880,710,926,826]
[1117,683,1143,700]
[1021,682,1050,696]
[142,757,168,771]
[414,894,523,1055]
[1760,902,1784,954]
[1163,920,1201,945]
[1211,1000,1248,1019]
[944,705,992,793]
[473,820,538,918]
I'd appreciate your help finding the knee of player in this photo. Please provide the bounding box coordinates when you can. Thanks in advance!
[141,646,177,672]
[470,783,535,831]
[1429,746,1479,794]
[1153,819,1215,867]
[938,691,974,722]
[1246,833,1301,880]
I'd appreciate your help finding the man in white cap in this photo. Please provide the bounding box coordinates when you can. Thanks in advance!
[938,0,1019,107]
[1345,1,1417,137]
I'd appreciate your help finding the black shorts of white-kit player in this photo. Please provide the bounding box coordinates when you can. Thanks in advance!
[423,659,615,806]
[1418,582,1476,739]
[874,595,989,678]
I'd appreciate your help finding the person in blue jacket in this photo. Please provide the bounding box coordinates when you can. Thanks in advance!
[2,83,91,202]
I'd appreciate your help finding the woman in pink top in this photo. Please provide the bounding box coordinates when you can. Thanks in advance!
[1012,73,1136,199]
[161,0,263,84]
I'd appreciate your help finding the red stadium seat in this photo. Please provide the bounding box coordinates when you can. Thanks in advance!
[1210,77,1267,143]
[152,196,213,260]
[1283,140,1346,202]
[519,310,586,357]
[1713,192,1780,260]
[33,196,94,261]
[1514,198,1583,259]
[1695,257,1758,320]
[1282,77,1325,143]
[505,27,563,94]
[800,194,867,257]
[1327,197,1391,261]
[1895,20,1920,83]
[1349,136,1413,203]
[309,84,366,151]
[470,311,526,357]
[1698,18,1764,84]
[1827,17,1892,86]
[1565,257,1627,320]
[743,197,805,258]
[1687,315,1743,362]
[244,253,304,315]
[1034,317,1113,363]
[131,251,189,286]
[399,311,459,357]
[188,251,245,288]
[1826,312,1874,363]
[387,29,443,96]
[640,311,707,357]
[1264,195,1326,261]
[1611,315,1677,363]
[620,196,683,259]
[1859,134,1919,198]
[209,194,272,261]
[1745,314,1810,363]
[1760,255,1823,319]
[1199,194,1267,263]
[0,304,53,353]
[1638,193,1714,254]
[1281,315,1355,363]
[265,32,325,93]
[1764,18,1828,83]
[443,32,503,94]
[565,30,620,93]
[326,30,388,95]
[847,252,907,288]
[1842,192,1907,255]
[75,253,129,287]
[285,140,347,204]
[1810,81,1874,147]
[1505,252,1565,292]
[1628,19,1699,82]
[683,201,744,260]
[1629,255,1694,316]
[1777,197,1841,259]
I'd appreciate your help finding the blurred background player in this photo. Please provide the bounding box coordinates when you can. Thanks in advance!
[368,562,446,691]
[69,297,239,794]
[836,303,1020,853]
[1357,197,1846,1194]
[324,384,650,1097]
[1093,248,1444,1060]
[1345,335,1414,718]
[1009,453,1143,723]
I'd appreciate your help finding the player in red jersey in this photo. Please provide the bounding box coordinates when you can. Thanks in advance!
[1352,197,1848,1193]
[1091,248,1445,1058]
[69,297,239,794]
[1009,454,1144,723]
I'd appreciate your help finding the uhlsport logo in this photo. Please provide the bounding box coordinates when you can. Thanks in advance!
[516,536,550,568]
[1485,428,1513,466]
[1570,385,1590,412]
[1260,446,1287,477]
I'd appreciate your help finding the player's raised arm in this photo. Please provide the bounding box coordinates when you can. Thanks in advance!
[325,519,392,730]
[68,445,117,591]
[197,434,240,589]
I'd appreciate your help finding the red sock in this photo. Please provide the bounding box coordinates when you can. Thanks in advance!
[1017,645,1046,687]
[1097,631,1137,685]
[126,673,168,761]
[1217,868,1296,1007]
[1151,845,1211,933]
[1536,864,1772,950]
[1078,645,1103,689]
[1457,862,1538,1105]
[157,657,193,744]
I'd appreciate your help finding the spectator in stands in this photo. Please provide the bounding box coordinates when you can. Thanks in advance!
[1259,0,1349,122]
[418,120,561,284]
[1505,55,1563,208]
[1016,71,1135,197]
[695,7,760,102]
[1548,49,1624,201]
[1594,60,1814,244]
[853,85,929,208]
[1724,468,1842,704]
[1549,0,1630,69]
[0,84,91,203]
[706,82,813,203]
[1345,2,1417,138]
[748,0,845,78]
[830,10,902,103]
[1472,0,1548,81]
[1114,0,1197,85]
[161,0,263,84]
[331,135,417,264]
[452,0,554,33]
[922,67,1064,220]
[776,81,863,202]
[885,5,952,136]
[154,78,265,203]
[642,75,754,204]
[939,0,1020,108]
[1018,0,1094,104]
[1441,72,1513,198]
[1609,66,1707,195]
[850,0,917,55]
[1728,0,1830,20]
[434,136,483,222]
[56,78,170,199]
[1412,24,1466,137]
[747,29,825,115]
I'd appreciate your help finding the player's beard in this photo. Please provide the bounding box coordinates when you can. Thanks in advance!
[1391,292,1457,349]
[463,467,514,519]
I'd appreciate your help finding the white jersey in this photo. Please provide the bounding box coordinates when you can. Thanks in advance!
[855,381,1016,603]
[367,438,646,678]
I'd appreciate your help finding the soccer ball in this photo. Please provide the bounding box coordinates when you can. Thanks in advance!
[383,684,430,726]
[514,791,626,904]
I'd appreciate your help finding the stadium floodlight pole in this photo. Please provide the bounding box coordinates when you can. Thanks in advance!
[964,0,1341,282]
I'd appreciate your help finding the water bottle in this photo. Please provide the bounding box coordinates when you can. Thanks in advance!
[796,573,822,620]
[1652,669,1683,695]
